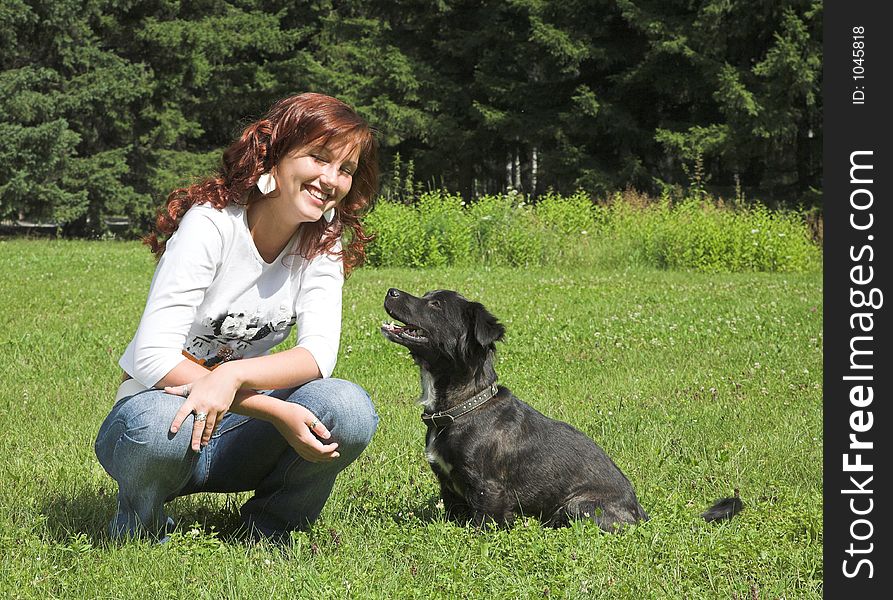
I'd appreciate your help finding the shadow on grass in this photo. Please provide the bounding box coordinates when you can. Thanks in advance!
[42,486,457,546]
[169,494,254,543]
[39,486,251,546]
[39,485,115,546]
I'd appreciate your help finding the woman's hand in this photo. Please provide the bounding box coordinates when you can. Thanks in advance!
[165,369,239,451]
[271,403,340,463]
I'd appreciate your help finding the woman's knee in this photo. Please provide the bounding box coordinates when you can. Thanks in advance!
[291,378,378,452]
[95,389,195,474]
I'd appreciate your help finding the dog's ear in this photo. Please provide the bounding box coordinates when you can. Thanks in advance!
[470,302,505,347]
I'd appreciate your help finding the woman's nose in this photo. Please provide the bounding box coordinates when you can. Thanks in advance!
[318,167,337,190]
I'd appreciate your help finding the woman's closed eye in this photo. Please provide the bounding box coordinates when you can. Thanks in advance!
[311,154,352,174]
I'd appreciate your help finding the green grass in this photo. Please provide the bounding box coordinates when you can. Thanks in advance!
[0,240,823,598]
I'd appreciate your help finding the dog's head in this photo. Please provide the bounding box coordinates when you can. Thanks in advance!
[381,288,505,369]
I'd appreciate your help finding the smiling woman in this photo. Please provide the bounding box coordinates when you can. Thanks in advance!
[146,93,379,274]
[250,140,362,262]
[93,93,381,542]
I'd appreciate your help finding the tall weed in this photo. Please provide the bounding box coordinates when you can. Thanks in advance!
[468,193,543,267]
[363,190,821,272]
[533,190,598,265]
[610,196,820,272]
[417,192,475,267]
[363,200,426,267]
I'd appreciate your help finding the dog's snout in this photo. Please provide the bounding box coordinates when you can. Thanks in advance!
[387,288,401,298]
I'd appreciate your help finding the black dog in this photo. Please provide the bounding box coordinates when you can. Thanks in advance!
[382,288,652,531]
[381,288,742,531]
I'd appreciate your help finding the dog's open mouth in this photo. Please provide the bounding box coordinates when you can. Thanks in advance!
[381,320,428,342]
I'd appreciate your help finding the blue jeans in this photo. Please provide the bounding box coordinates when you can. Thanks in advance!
[94,378,378,540]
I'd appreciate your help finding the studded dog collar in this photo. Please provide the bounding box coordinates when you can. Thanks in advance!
[421,383,500,429]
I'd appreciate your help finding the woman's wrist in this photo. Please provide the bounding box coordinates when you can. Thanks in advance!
[217,360,247,389]
[230,388,288,425]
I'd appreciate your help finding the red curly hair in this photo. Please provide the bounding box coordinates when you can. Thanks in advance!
[144,93,379,276]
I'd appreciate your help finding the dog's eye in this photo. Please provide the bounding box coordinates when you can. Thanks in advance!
[428,300,442,309]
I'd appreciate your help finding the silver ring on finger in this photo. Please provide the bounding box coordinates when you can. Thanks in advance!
[310,418,319,430]
[194,411,208,422]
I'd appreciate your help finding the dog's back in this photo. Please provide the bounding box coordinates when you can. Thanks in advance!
[427,385,648,530]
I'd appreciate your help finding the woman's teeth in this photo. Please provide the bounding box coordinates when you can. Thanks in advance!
[307,187,329,202]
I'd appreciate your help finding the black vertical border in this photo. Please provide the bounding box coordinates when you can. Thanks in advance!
[823,2,891,596]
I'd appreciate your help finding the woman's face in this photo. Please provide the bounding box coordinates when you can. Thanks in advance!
[270,139,360,224]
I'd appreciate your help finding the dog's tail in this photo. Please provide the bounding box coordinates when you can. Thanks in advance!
[701,489,743,522]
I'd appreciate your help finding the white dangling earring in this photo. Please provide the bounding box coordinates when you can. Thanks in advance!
[323,207,335,223]
[256,172,276,195]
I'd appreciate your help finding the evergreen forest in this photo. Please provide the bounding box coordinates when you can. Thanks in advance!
[0,0,822,235]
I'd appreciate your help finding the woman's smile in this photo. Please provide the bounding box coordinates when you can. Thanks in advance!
[267,140,359,225]
[247,139,359,257]
[304,184,330,205]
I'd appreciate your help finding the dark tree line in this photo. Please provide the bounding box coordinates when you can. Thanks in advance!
[0,0,822,235]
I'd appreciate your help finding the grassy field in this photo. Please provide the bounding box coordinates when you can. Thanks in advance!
[0,240,822,598]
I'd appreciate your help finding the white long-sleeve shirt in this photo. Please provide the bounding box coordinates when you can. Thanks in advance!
[119,203,343,388]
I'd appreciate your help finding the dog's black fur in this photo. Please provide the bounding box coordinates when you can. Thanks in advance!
[382,288,651,531]
[381,288,742,531]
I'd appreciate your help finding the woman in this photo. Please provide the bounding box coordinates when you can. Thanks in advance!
[95,93,380,541]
